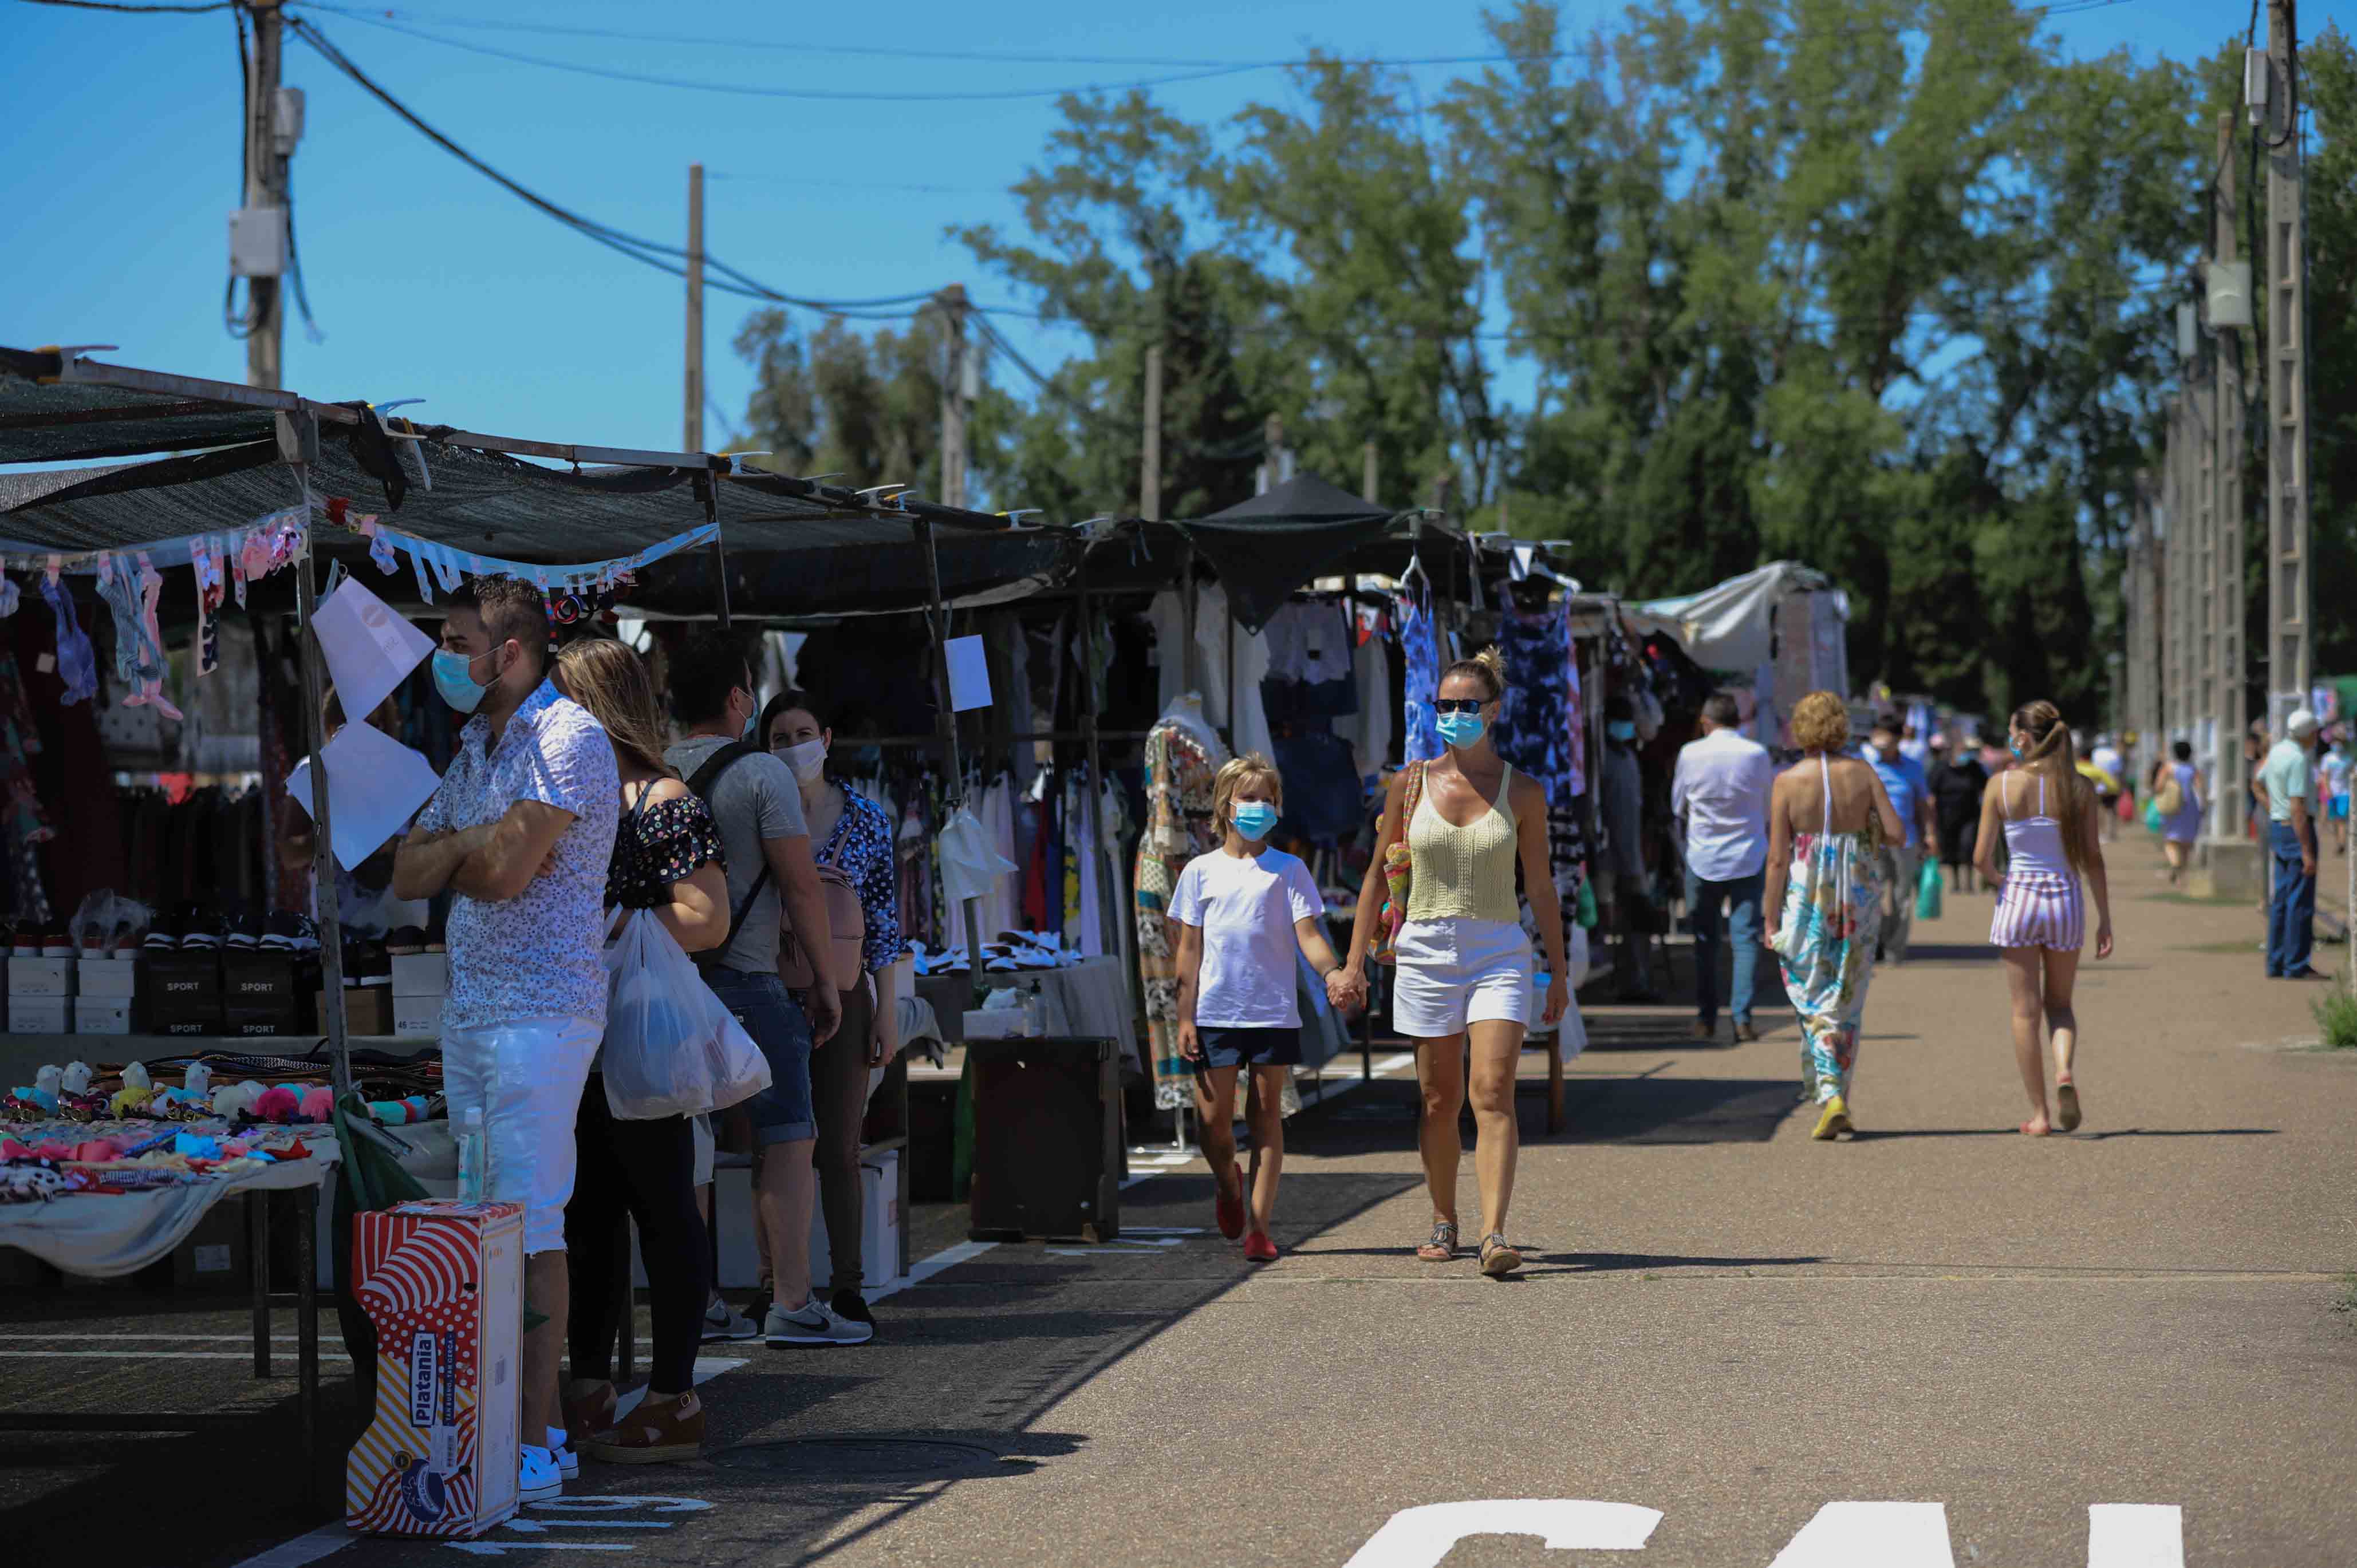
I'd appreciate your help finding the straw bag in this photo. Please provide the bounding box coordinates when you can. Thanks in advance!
[1369,761,1427,966]
[2154,771,2183,818]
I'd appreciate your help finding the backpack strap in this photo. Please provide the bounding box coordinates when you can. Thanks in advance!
[684,742,772,965]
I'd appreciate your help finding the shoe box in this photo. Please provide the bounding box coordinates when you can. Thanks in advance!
[140,949,222,1034]
[318,986,393,1037]
[222,949,304,1036]
[391,951,447,1039]
[9,956,74,1034]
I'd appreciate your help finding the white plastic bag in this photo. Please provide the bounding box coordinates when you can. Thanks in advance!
[1565,923,1591,990]
[600,908,771,1120]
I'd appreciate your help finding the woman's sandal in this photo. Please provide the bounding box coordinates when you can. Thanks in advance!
[2056,1081,2082,1133]
[1416,1220,1458,1262]
[1479,1233,1524,1278]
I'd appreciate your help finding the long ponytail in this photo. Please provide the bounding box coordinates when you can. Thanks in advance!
[2011,700,2091,872]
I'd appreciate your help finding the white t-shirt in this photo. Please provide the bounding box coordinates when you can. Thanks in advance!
[1168,847,1323,1029]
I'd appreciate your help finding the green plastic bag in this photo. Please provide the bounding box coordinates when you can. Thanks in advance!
[1575,879,1599,930]
[1915,856,1943,921]
[2143,797,2163,834]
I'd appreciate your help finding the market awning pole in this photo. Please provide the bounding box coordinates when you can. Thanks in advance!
[285,417,352,1103]
[915,518,987,984]
[1078,554,1134,992]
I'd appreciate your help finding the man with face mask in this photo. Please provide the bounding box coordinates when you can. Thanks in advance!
[393,577,620,1502]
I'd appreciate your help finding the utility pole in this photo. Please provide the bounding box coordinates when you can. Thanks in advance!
[685,163,704,452]
[939,283,969,508]
[242,0,290,390]
[2264,0,2312,733]
[2199,111,2261,898]
[1138,344,1162,522]
[1258,413,1286,495]
[1362,440,1378,506]
[2162,397,2183,745]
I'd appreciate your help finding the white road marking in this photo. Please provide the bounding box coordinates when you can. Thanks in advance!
[1769,1502,1954,1566]
[870,1238,999,1302]
[1345,1500,1663,1566]
[502,1519,671,1533]
[530,1499,711,1512]
[1121,1226,1207,1235]
[230,1524,355,1568]
[2087,1504,2185,1567]
[444,1543,633,1555]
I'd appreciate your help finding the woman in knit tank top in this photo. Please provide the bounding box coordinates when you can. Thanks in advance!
[1338,650,1570,1277]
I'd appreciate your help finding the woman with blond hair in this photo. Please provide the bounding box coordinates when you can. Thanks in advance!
[1336,649,1569,1276]
[1763,690,1903,1140]
[1168,753,1345,1260]
[1973,700,2113,1135]
[550,636,732,1464]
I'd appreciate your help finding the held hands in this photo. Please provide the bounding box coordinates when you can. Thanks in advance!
[1325,968,1368,1015]
[1177,1021,1203,1063]
[1542,974,1569,1026]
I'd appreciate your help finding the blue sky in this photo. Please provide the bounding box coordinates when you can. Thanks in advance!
[0,0,2308,473]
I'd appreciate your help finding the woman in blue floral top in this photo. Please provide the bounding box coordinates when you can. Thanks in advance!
[761,689,908,1324]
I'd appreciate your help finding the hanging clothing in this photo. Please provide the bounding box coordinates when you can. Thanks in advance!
[1398,592,1442,765]
[1347,625,1394,779]
[1775,756,1885,1108]
[1492,599,1589,907]
[1134,707,1230,1108]
[1146,583,1275,763]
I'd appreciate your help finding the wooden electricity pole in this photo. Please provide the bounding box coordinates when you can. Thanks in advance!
[685,163,704,452]
[1139,344,1162,522]
[939,284,970,508]
[2264,0,2312,730]
[244,0,287,390]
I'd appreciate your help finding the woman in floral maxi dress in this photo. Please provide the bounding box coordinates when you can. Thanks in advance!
[1762,692,1905,1140]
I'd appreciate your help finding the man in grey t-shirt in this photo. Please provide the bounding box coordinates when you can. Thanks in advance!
[665,633,866,1347]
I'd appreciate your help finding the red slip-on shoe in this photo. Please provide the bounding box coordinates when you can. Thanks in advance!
[1215,1161,1245,1240]
[1243,1231,1278,1263]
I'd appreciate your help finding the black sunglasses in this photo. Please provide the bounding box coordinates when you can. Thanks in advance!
[1433,697,1488,714]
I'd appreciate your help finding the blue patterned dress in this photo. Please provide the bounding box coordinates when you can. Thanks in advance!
[1774,756,1884,1104]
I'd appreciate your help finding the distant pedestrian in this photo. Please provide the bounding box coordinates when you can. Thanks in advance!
[2090,733,2125,843]
[1976,701,2112,1136]
[2254,709,2331,981]
[1169,754,1347,1263]
[2155,740,2204,884]
[1865,715,1939,963]
[1926,733,1988,892]
[1671,692,1773,1042]
[2321,730,2351,859]
[1763,691,1902,1140]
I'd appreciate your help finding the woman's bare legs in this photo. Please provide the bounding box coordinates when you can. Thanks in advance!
[2003,947,2051,1134]
[1416,1037,1467,1226]
[1465,1020,1525,1239]
[2043,945,2083,1089]
[2162,839,2187,884]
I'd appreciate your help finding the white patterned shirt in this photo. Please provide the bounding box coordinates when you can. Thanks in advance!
[417,677,619,1031]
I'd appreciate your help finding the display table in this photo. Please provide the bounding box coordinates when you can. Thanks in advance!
[915,955,1140,1072]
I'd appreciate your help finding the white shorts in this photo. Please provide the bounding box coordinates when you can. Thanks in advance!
[440,1015,602,1254]
[1390,917,1534,1038]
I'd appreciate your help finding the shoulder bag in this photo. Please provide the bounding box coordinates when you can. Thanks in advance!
[1369,760,1427,966]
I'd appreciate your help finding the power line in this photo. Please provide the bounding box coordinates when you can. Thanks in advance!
[15,0,232,13]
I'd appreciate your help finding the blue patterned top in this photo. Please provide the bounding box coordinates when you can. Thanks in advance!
[817,791,906,975]
[417,677,620,1031]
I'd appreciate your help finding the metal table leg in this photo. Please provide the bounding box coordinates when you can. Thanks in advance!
[298,1183,320,1512]
[250,1188,271,1379]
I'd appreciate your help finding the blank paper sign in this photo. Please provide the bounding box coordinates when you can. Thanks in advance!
[313,576,435,725]
[286,719,444,873]
[945,634,993,712]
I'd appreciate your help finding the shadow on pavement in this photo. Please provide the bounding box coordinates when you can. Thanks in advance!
[1848,1126,2277,1141]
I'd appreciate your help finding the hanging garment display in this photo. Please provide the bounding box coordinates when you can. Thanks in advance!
[1398,590,1442,764]
[1346,618,1394,779]
[1134,698,1231,1109]
[37,572,97,707]
[1145,583,1275,762]
[1492,599,1590,909]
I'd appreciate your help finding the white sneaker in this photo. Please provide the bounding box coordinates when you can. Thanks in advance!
[547,1427,578,1479]
[701,1298,760,1342]
[519,1443,563,1502]
[764,1296,874,1346]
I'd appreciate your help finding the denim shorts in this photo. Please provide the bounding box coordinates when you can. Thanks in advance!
[703,968,815,1144]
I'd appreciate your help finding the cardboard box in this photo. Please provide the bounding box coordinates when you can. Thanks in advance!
[7,956,75,997]
[8,996,70,1034]
[76,959,138,998]
[392,998,444,1039]
[347,1200,523,1538]
[73,998,135,1036]
[141,951,221,1033]
[805,1147,904,1293]
[318,988,393,1037]
[172,1200,252,1291]
[223,950,298,1008]
[390,953,449,997]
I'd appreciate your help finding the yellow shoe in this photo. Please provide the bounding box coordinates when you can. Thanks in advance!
[1811,1095,1852,1141]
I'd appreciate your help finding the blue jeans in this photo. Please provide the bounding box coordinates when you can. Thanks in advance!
[1685,868,1765,1026]
[2267,822,2316,976]
[703,967,816,1143]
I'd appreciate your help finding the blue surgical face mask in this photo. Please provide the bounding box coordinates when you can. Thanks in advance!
[1231,801,1279,842]
[432,646,494,714]
[1437,710,1487,749]
[1607,719,1637,743]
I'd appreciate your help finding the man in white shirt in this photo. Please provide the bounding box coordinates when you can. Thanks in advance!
[1672,692,1776,1041]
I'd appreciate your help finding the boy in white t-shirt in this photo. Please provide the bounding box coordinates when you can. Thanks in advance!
[1170,753,1347,1261]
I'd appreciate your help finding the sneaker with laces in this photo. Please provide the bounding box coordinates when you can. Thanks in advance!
[764,1295,874,1346]
[519,1443,563,1502]
[701,1297,760,1342]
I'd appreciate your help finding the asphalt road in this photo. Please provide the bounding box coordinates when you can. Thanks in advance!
[6,840,2352,1566]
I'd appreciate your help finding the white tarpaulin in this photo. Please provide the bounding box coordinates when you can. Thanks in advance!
[1640,561,1843,674]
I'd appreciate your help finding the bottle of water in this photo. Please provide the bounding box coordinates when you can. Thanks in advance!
[456,1107,486,1202]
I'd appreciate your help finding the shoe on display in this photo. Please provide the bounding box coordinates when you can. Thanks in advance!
[38,930,72,958]
[700,1298,760,1342]
[141,914,179,953]
[577,1391,704,1466]
[225,910,266,951]
[424,917,448,954]
[518,1443,563,1502]
[356,940,392,988]
[385,925,429,957]
[179,907,226,951]
[764,1296,874,1346]
[828,1289,875,1330]
[261,911,318,953]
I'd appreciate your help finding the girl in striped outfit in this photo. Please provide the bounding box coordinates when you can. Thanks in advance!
[1973,701,2114,1136]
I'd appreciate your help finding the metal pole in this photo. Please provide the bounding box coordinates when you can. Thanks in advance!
[1139,345,1162,523]
[2266,0,2312,733]
[293,526,352,1101]
[915,518,987,984]
[939,285,970,510]
[685,162,704,452]
[1363,440,1378,506]
[245,0,287,391]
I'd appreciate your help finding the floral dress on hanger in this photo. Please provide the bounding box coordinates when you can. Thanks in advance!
[1134,716,1229,1108]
